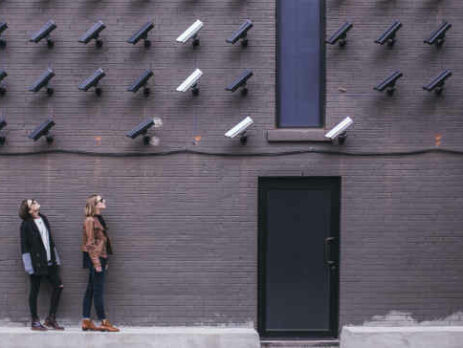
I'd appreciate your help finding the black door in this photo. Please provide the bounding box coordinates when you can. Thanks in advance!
[258,177,340,339]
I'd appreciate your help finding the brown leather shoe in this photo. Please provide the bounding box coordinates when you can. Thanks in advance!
[98,319,120,332]
[44,316,64,330]
[82,318,99,331]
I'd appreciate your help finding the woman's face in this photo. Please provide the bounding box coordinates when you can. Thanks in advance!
[96,196,106,211]
[28,199,40,216]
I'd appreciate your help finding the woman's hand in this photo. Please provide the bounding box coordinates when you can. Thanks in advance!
[95,265,102,273]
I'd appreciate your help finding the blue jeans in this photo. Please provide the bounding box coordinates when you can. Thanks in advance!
[82,257,106,320]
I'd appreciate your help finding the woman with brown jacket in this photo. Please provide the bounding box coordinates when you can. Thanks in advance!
[81,194,119,332]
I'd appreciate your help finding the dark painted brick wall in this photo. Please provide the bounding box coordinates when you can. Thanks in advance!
[0,0,462,332]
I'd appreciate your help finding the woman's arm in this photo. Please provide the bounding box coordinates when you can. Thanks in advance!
[20,222,34,275]
[84,218,102,271]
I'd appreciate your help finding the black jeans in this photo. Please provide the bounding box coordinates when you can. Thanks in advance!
[29,265,63,320]
[82,257,107,320]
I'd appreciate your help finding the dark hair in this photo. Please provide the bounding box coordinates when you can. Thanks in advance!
[19,199,32,220]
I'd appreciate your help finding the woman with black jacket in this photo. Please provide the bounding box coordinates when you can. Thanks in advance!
[19,199,64,331]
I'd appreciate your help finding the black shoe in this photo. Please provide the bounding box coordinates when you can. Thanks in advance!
[44,316,65,330]
[31,320,47,331]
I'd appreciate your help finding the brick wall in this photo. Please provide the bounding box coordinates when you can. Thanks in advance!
[0,0,462,332]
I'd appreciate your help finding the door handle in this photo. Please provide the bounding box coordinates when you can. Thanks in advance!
[324,237,336,269]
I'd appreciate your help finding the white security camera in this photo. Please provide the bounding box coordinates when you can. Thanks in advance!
[325,116,353,144]
[176,20,204,47]
[225,116,254,145]
[176,69,203,96]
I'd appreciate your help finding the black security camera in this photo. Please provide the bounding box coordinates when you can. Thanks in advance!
[226,20,253,47]
[0,69,7,95]
[79,68,106,96]
[424,22,452,48]
[79,20,106,48]
[226,69,253,96]
[375,21,402,47]
[30,20,57,48]
[423,69,452,95]
[0,118,6,145]
[374,71,403,96]
[128,69,153,96]
[28,119,55,143]
[29,68,55,96]
[128,22,154,48]
[0,21,8,48]
[326,22,353,47]
[127,118,155,144]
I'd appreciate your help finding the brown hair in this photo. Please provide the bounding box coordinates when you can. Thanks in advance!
[85,194,100,217]
[19,199,33,220]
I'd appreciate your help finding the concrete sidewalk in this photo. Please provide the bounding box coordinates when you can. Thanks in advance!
[0,327,260,348]
[341,326,463,348]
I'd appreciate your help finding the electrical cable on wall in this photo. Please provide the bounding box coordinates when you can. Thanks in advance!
[0,147,460,158]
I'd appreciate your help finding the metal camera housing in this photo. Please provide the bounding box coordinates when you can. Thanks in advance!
[226,69,253,96]
[79,68,106,96]
[30,20,57,48]
[0,69,7,95]
[127,118,156,145]
[227,20,253,48]
[225,116,254,145]
[128,69,154,96]
[374,71,403,96]
[423,69,452,95]
[128,22,154,48]
[0,21,8,48]
[28,119,55,143]
[176,20,204,48]
[424,22,452,48]
[176,69,203,96]
[79,20,106,48]
[29,68,55,96]
[326,22,353,47]
[375,21,402,47]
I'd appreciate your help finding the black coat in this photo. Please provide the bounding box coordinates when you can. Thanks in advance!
[20,213,61,276]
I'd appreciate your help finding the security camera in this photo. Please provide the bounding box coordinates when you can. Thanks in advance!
[374,71,403,96]
[0,118,6,145]
[326,22,353,47]
[226,69,253,96]
[0,69,7,95]
[176,20,203,47]
[325,116,353,144]
[227,19,253,47]
[128,21,154,48]
[79,20,106,48]
[127,117,162,145]
[225,116,254,145]
[176,69,203,96]
[128,69,153,96]
[0,21,7,48]
[424,21,451,48]
[29,68,55,96]
[423,69,452,95]
[375,20,402,47]
[28,119,55,143]
[30,20,57,48]
[79,68,106,96]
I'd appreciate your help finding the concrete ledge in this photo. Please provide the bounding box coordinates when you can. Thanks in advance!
[341,326,463,348]
[266,129,331,142]
[0,327,260,348]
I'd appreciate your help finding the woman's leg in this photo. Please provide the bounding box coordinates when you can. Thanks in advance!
[29,275,41,321]
[82,269,94,318]
[93,259,106,320]
[47,266,63,318]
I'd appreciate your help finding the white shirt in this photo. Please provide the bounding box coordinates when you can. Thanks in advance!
[34,217,51,262]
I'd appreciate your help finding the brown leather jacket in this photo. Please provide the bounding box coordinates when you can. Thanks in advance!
[81,216,112,269]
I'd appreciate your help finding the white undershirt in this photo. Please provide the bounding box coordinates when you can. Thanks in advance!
[34,217,51,262]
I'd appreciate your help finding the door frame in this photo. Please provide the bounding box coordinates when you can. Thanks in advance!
[257,177,340,339]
